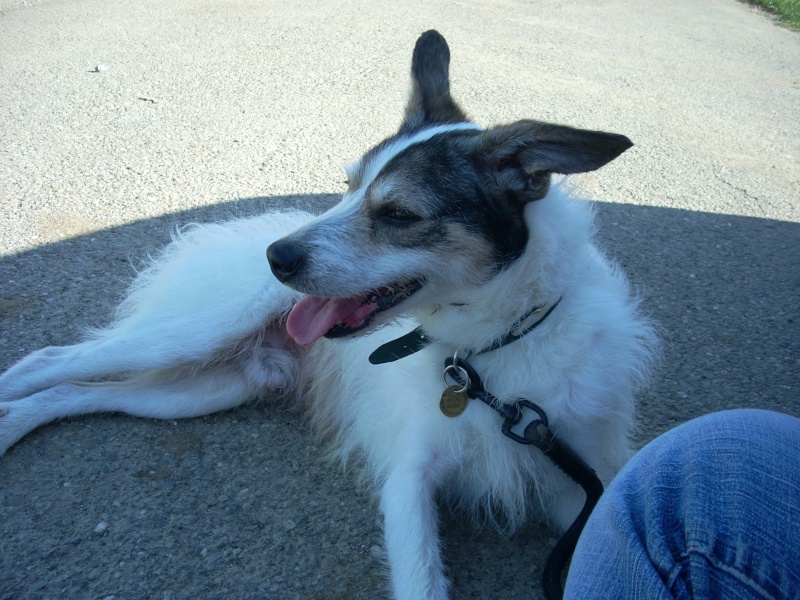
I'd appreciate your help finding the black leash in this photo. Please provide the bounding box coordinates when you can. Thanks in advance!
[443,355,603,600]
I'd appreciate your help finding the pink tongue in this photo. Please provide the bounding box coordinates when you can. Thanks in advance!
[286,294,375,345]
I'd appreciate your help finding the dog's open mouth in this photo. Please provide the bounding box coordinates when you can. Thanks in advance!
[286,280,423,345]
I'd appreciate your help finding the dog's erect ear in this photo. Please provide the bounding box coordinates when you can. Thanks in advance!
[400,30,468,134]
[470,120,633,202]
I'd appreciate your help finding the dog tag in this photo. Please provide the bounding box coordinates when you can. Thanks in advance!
[440,385,468,417]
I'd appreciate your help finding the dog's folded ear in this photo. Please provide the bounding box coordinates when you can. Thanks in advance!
[400,30,468,134]
[470,120,633,202]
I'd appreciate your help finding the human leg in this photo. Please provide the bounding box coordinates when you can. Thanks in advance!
[564,409,800,600]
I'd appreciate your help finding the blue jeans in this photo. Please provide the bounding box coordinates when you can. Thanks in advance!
[564,409,800,599]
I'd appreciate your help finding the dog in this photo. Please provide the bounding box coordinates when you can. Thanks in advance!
[0,30,657,600]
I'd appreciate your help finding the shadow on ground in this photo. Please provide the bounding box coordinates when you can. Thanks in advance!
[0,194,797,599]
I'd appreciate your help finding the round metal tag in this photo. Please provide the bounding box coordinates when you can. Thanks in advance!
[439,385,469,417]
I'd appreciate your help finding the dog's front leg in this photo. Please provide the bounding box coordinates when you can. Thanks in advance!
[380,455,449,600]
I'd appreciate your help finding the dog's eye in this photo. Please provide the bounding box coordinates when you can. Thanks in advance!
[379,208,422,226]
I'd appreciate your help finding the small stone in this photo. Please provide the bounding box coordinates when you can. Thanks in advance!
[93,64,108,73]
[94,521,109,534]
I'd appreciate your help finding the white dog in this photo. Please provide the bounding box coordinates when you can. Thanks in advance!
[0,31,657,600]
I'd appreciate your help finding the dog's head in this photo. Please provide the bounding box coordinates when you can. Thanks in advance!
[268,30,632,346]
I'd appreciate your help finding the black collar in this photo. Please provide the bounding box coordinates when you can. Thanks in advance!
[368,298,561,365]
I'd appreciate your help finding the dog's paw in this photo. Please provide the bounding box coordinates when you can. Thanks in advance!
[0,346,66,402]
[0,400,40,456]
[0,402,19,456]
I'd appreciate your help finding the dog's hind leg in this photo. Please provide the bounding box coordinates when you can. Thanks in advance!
[0,328,235,402]
[0,282,300,403]
[0,212,309,402]
[0,326,297,454]
[0,370,249,456]
[0,335,296,455]
[0,338,127,402]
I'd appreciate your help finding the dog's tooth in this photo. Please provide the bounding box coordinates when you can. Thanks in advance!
[368,293,381,304]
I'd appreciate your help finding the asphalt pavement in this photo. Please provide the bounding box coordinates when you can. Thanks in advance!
[1,1,798,598]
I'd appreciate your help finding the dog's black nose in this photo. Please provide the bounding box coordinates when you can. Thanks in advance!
[267,240,305,283]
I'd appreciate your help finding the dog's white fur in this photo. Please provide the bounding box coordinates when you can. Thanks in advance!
[0,34,657,600]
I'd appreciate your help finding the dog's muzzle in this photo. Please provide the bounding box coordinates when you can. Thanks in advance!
[267,239,424,346]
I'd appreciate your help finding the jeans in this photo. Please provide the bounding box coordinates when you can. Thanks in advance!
[564,409,800,600]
